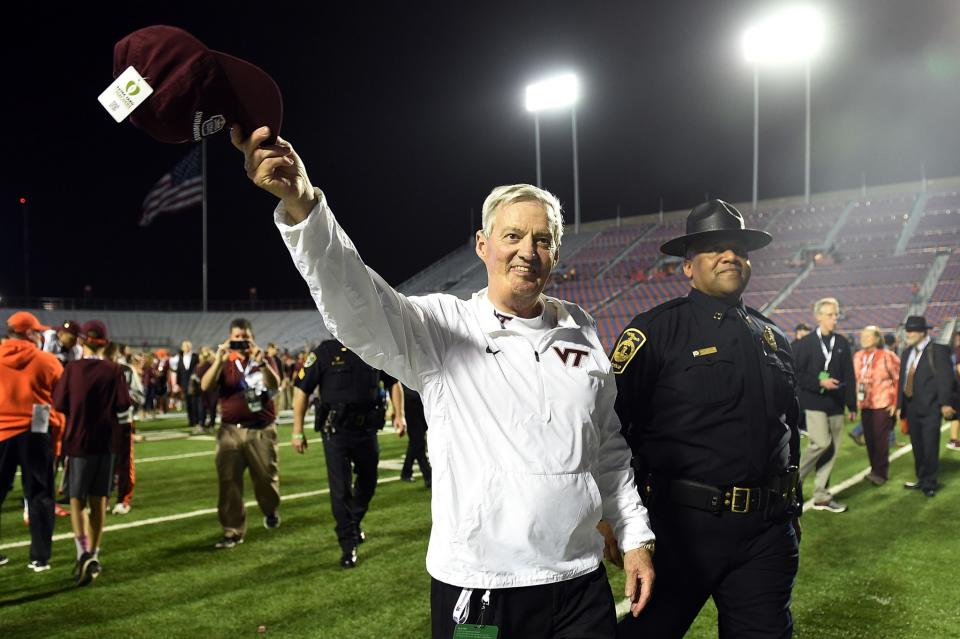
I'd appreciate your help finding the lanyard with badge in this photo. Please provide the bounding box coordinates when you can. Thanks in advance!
[236,358,264,413]
[857,351,875,402]
[816,328,836,394]
[451,588,498,638]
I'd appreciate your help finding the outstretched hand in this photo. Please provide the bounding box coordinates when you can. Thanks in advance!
[230,126,318,222]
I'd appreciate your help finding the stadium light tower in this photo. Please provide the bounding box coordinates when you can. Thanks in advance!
[525,73,582,233]
[742,5,826,208]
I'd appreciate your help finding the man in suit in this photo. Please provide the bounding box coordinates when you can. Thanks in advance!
[897,316,957,497]
[173,340,202,431]
[795,298,858,513]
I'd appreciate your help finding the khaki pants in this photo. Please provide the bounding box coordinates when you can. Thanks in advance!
[215,423,280,537]
[798,411,844,503]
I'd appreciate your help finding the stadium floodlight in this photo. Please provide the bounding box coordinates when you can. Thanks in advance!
[524,73,582,232]
[742,5,826,208]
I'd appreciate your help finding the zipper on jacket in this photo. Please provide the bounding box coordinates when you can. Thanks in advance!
[533,350,550,421]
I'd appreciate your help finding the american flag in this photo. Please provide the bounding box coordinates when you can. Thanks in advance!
[139,146,203,226]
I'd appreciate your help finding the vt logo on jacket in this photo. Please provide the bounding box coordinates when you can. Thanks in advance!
[553,346,589,368]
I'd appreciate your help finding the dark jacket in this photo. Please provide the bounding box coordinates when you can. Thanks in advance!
[794,330,857,415]
[897,341,956,418]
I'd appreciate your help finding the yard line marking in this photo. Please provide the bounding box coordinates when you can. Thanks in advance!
[0,473,421,551]
[801,422,951,512]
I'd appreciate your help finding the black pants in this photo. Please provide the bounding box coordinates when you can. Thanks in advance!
[0,431,55,563]
[185,392,203,426]
[432,564,615,639]
[321,428,379,552]
[401,408,431,484]
[906,408,942,491]
[617,505,798,639]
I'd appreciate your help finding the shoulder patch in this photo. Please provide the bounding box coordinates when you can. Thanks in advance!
[304,352,317,368]
[611,328,647,375]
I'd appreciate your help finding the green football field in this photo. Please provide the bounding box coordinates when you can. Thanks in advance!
[1,415,957,638]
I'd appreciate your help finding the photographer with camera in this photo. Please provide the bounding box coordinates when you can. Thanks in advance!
[200,318,281,549]
[290,339,392,568]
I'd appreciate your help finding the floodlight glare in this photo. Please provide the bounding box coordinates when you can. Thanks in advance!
[742,5,825,66]
[525,73,579,112]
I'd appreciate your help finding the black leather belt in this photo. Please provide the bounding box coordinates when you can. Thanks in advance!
[641,470,799,515]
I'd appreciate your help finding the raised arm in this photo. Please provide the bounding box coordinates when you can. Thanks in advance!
[232,127,447,390]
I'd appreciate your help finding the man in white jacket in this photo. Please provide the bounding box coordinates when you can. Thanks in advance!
[232,126,654,638]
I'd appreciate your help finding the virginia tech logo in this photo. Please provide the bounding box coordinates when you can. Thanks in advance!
[553,346,589,368]
[611,328,646,375]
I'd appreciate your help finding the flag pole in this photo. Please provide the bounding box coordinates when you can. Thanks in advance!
[201,139,208,313]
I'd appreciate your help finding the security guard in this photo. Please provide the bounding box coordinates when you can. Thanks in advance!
[291,339,391,568]
[613,200,802,639]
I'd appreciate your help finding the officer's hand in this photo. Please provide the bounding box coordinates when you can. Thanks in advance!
[394,415,407,437]
[596,520,623,568]
[886,405,897,417]
[819,378,840,391]
[623,547,655,617]
[230,126,317,223]
[292,434,308,454]
[942,405,957,420]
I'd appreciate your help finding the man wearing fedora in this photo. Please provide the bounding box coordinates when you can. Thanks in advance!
[897,315,957,497]
[612,200,802,639]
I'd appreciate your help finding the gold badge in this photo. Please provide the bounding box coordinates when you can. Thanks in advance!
[612,328,647,375]
[763,326,778,351]
[297,368,305,380]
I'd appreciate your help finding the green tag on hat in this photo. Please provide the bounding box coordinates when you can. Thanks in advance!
[452,624,499,638]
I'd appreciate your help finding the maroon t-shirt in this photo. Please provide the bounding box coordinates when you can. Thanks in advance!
[218,356,276,427]
[54,358,132,456]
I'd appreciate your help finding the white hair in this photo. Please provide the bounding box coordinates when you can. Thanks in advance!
[480,184,564,256]
[813,297,840,316]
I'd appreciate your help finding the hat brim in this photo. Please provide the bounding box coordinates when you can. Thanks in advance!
[660,229,772,258]
[213,51,283,144]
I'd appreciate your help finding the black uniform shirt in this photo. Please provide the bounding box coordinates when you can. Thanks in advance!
[295,340,383,405]
[612,288,800,486]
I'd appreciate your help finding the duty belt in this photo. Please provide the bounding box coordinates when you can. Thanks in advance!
[641,469,799,515]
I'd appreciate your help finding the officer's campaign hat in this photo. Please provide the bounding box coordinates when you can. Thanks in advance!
[112,25,283,144]
[660,199,772,257]
[903,315,934,332]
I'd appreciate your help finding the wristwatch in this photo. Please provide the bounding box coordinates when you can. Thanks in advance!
[636,541,655,556]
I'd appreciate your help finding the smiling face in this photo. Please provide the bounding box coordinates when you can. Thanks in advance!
[476,200,557,318]
[682,235,752,304]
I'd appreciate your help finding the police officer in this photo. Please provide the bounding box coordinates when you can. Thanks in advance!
[291,339,391,568]
[612,200,802,639]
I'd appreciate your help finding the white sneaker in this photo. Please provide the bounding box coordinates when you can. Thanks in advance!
[27,560,51,572]
[112,503,131,515]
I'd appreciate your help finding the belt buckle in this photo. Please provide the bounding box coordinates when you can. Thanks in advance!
[730,486,751,513]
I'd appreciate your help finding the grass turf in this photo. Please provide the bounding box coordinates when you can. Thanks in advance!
[1,418,957,638]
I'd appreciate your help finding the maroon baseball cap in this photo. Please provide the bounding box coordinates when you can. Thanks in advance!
[60,319,80,336]
[112,25,282,144]
[80,320,109,345]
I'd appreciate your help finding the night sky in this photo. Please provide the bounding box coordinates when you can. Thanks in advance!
[3,1,960,303]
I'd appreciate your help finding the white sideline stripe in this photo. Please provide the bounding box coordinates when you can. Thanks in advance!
[801,422,951,512]
[0,474,420,551]
[614,422,954,621]
[135,429,400,464]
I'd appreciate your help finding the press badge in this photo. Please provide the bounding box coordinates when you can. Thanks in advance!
[857,383,866,402]
[818,370,831,394]
[243,388,263,413]
[98,66,154,123]
[31,404,50,434]
[452,625,499,638]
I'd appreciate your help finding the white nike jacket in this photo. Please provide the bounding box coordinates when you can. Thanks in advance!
[276,190,653,588]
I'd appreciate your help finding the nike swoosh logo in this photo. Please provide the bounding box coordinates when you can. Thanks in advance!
[485,346,500,355]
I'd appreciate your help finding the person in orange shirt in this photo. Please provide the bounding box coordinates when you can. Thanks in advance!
[853,326,901,485]
[0,311,64,572]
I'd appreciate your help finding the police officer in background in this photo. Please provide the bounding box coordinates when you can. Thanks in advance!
[291,338,392,568]
[613,200,802,639]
